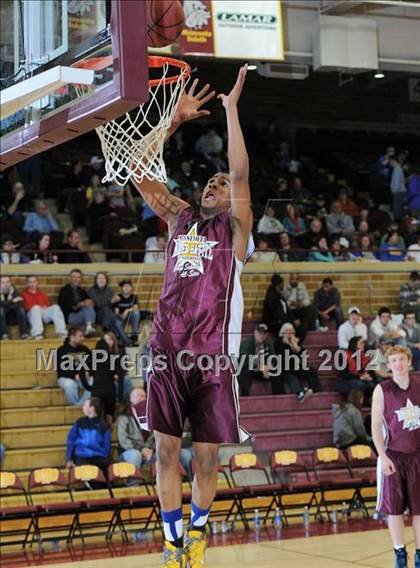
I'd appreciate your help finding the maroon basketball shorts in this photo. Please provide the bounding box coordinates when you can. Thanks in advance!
[145,348,250,444]
[377,449,420,515]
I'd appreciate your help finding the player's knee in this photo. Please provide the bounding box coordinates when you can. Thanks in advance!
[194,450,218,476]
[156,438,180,469]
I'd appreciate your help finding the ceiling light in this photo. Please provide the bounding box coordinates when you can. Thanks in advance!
[247,64,257,71]
[374,71,385,79]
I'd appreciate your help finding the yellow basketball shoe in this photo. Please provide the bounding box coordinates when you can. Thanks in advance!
[163,541,187,567]
[184,529,207,567]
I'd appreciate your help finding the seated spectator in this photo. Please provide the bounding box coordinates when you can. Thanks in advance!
[60,229,91,263]
[117,387,155,474]
[238,323,280,396]
[337,336,381,400]
[5,181,33,227]
[352,234,378,261]
[66,396,111,478]
[195,128,223,161]
[277,232,306,262]
[274,177,291,201]
[282,273,316,332]
[263,275,293,336]
[143,233,168,264]
[325,201,355,237]
[87,189,113,244]
[401,215,419,247]
[57,327,91,406]
[308,236,335,262]
[338,306,368,350]
[399,271,420,322]
[331,237,354,262]
[22,275,67,339]
[58,269,96,335]
[257,206,284,234]
[24,233,58,264]
[299,217,326,250]
[113,280,141,346]
[407,234,420,262]
[407,165,420,214]
[332,390,372,450]
[23,201,59,239]
[59,160,86,213]
[377,230,406,262]
[282,203,306,237]
[0,276,29,339]
[314,277,344,330]
[250,237,278,263]
[379,224,405,248]
[337,187,360,218]
[389,156,406,221]
[86,174,105,204]
[88,272,122,342]
[1,238,29,264]
[290,176,313,214]
[370,336,393,380]
[368,306,406,347]
[273,323,319,402]
[400,309,420,371]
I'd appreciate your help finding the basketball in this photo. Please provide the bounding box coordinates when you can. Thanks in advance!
[146,0,185,48]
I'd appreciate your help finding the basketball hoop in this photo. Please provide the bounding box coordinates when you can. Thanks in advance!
[73,55,191,186]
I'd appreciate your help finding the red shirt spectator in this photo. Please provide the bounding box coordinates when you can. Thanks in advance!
[22,287,51,311]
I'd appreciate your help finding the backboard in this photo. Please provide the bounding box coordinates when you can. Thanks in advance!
[0,0,148,171]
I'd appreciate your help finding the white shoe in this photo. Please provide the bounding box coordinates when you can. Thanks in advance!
[33,335,44,340]
[85,324,96,336]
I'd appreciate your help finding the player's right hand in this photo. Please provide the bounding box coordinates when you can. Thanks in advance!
[381,455,396,476]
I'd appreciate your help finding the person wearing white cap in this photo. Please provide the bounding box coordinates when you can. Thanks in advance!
[337,306,368,350]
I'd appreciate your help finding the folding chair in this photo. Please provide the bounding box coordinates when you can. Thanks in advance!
[269,450,322,525]
[29,468,83,546]
[69,465,126,543]
[346,445,377,516]
[313,447,366,521]
[107,462,160,540]
[0,471,40,548]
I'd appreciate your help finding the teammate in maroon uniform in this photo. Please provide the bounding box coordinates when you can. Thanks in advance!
[134,66,253,567]
[371,345,420,568]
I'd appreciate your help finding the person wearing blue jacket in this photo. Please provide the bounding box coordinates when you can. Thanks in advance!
[66,397,111,477]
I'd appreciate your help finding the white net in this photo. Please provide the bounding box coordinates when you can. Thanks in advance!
[74,59,189,186]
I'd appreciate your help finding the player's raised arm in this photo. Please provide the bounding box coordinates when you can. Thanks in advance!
[218,65,253,260]
[133,79,215,234]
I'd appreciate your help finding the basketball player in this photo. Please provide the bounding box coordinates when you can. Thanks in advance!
[371,346,420,568]
[134,65,253,567]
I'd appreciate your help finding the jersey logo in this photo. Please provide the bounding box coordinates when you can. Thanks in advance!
[395,398,420,431]
[173,223,219,278]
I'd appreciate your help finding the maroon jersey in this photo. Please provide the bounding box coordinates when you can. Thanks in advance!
[150,207,253,355]
[382,376,420,453]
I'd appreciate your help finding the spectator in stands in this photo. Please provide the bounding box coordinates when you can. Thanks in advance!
[370,337,393,380]
[400,215,418,248]
[351,220,371,248]
[368,306,406,347]
[282,273,316,332]
[274,323,320,402]
[274,177,291,201]
[314,277,344,329]
[90,332,130,420]
[58,269,96,335]
[66,396,111,478]
[107,183,126,209]
[143,233,168,264]
[337,336,381,400]
[389,156,406,221]
[0,276,29,340]
[379,223,405,248]
[22,275,67,339]
[23,201,59,239]
[407,164,420,214]
[277,232,305,262]
[88,272,122,342]
[113,280,140,346]
[399,271,420,322]
[352,234,378,261]
[24,233,58,264]
[86,174,105,204]
[331,237,353,262]
[400,309,420,371]
[88,155,105,181]
[290,176,313,213]
[250,237,278,263]
[282,203,306,238]
[378,146,396,178]
[117,387,155,472]
[87,188,113,244]
[325,201,355,237]
[238,323,280,396]
[195,128,223,161]
[337,187,360,218]
[5,181,33,227]
[257,205,284,234]
[57,327,91,405]
[407,234,420,262]
[338,306,368,350]
[299,217,326,250]
[376,230,406,262]
[263,274,293,336]
[308,237,335,262]
[59,229,91,263]
[1,238,29,264]
[332,390,372,450]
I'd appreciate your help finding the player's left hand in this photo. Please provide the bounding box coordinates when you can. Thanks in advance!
[175,79,216,124]
[218,64,248,109]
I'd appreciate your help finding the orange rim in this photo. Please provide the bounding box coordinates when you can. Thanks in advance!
[72,55,190,87]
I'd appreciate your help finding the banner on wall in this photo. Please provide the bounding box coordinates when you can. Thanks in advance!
[179,0,284,61]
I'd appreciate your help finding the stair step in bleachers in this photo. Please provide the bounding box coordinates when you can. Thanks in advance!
[1,405,81,429]
[1,388,66,409]
[1,371,56,390]
[2,425,118,449]
[242,409,333,433]
[253,427,333,452]
[239,392,341,413]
